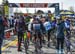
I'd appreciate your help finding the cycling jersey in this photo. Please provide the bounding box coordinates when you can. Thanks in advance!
[31,19,40,30]
[65,20,70,29]
[28,23,32,31]
[33,23,41,31]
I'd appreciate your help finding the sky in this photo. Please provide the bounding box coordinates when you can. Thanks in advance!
[0,0,75,13]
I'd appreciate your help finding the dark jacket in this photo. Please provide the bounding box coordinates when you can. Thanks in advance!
[9,18,14,26]
[15,18,26,33]
[57,21,65,39]
[0,17,5,39]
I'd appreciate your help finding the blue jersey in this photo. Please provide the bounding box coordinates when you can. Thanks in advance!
[65,20,70,29]
[32,20,41,31]
[51,21,56,28]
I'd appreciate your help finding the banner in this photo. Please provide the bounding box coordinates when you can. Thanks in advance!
[9,3,59,16]
[9,3,48,8]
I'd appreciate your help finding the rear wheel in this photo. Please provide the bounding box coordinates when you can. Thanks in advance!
[24,40,29,54]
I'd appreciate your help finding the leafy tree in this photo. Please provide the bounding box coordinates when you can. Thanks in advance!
[69,6,74,13]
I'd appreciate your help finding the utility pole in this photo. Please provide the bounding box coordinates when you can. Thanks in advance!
[61,2,63,10]
[34,0,36,14]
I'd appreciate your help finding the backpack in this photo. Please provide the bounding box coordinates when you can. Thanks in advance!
[43,21,51,31]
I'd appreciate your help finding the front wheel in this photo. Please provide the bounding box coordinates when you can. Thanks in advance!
[24,39,29,54]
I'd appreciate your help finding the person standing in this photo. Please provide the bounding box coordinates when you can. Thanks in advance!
[43,18,52,47]
[15,16,26,51]
[56,18,65,54]
[9,16,14,28]
[0,15,8,54]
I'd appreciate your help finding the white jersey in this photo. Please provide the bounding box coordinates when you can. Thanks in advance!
[28,23,32,31]
[64,22,70,28]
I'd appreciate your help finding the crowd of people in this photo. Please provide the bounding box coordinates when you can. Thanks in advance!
[14,13,71,54]
[0,11,73,54]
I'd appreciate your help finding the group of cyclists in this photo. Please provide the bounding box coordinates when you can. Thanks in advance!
[14,12,71,54]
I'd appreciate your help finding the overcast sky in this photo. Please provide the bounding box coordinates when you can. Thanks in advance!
[0,0,75,13]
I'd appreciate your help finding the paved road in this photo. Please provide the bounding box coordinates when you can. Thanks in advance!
[2,35,75,54]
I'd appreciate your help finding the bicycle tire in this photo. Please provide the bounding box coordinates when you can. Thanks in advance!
[23,31,29,54]
[24,39,28,54]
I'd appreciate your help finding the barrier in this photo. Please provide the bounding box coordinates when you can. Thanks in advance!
[5,31,11,39]
[4,27,15,39]
[4,28,15,32]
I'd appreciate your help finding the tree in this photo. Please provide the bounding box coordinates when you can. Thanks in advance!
[69,6,74,13]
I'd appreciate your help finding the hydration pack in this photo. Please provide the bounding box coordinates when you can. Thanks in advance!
[43,21,51,31]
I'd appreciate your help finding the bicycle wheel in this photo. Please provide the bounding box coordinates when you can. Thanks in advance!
[24,40,28,54]
[24,32,29,54]
[34,32,41,53]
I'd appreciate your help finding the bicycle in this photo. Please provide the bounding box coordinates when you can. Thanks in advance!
[64,30,72,54]
[50,28,57,46]
[34,31,42,53]
[41,31,47,45]
[24,31,29,54]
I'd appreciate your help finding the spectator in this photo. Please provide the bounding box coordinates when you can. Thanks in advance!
[15,16,26,51]
[3,16,8,29]
[9,16,14,28]
[56,18,65,54]
[0,15,8,54]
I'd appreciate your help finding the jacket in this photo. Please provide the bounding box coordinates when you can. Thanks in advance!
[57,21,65,39]
[0,17,5,39]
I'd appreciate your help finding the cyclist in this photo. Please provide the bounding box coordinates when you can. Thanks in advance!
[56,18,65,54]
[15,15,26,51]
[43,17,52,47]
[64,18,71,39]
[64,18,71,54]
[31,17,43,51]
[51,18,57,46]
[28,17,34,41]
[40,16,46,44]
